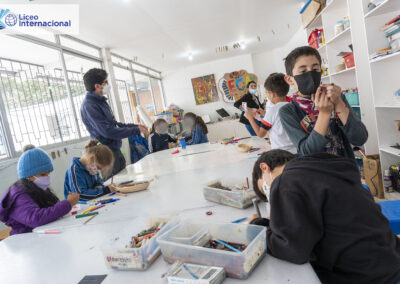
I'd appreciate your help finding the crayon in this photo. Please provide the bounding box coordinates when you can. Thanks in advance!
[232,217,248,223]
[215,239,241,253]
[75,212,99,219]
[89,204,105,212]
[37,230,60,234]
[83,213,97,225]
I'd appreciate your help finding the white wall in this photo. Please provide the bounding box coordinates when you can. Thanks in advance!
[0,140,88,230]
[162,54,254,121]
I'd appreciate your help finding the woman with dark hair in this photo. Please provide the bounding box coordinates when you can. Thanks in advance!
[249,150,400,283]
[0,146,79,235]
[183,112,208,145]
[233,80,264,136]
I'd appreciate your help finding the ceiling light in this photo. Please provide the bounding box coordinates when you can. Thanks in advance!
[241,42,246,50]
[188,53,193,61]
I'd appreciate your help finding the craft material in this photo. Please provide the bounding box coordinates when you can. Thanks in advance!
[204,179,256,209]
[116,192,127,197]
[214,239,242,253]
[37,230,61,234]
[206,211,213,216]
[89,204,105,212]
[180,138,187,149]
[75,212,99,219]
[78,275,107,284]
[114,180,150,193]
[238,143,253,153]
[232,217,248,223]
[83,213,98,225]
[164,261,225,284]
[246,177,249,189]
[203,239,247,253]
[171,149,180,155]
[248,147,260,153]
[179,150,214,157]
[71,211,78,215]
[252,198,261,217]
[127,223,165,248]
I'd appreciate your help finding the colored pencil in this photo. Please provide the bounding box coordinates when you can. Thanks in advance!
[89,204,105,212]
[75,212,99,219]
[83,213,97,225]
[232,217,248,223]
[215,239,241,253]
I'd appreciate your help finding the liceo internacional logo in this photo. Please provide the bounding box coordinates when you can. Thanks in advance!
[0,4,79,35]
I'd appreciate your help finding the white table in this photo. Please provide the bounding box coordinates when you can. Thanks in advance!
[0,138,321,284]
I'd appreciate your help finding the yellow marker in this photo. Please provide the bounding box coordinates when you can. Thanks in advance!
[81,206,96,215]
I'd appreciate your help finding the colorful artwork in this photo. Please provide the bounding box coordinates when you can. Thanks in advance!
[218,70,258,103]
[191,74,219,105]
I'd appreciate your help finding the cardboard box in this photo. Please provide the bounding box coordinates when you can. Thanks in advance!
[302,0,326,28]
[363,155,384,198]
[0,228,11,241]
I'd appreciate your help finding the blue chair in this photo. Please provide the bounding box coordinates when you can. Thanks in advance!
[377,200,400,235]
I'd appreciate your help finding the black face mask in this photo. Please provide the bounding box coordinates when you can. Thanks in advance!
[293,70,321,96]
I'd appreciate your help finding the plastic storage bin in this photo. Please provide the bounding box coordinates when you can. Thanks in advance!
[203,178,256,209]
[102,216,179,270]
[158,221,267,279]
[345,91,359,105]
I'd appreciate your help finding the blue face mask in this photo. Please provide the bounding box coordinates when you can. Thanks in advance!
[249,89,258,95]
[33,175,51,190]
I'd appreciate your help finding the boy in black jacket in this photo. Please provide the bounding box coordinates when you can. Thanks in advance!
[251,149,400,284]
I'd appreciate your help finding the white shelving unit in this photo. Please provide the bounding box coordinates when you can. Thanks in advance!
[305,0,365,150]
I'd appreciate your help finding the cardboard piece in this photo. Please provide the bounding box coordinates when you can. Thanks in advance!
[0,228,11,241]
[363,155,384,198]
[302,0,325,28]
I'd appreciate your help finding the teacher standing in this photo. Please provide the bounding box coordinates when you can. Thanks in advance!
[80,68,148,177]
[234,81,264,136]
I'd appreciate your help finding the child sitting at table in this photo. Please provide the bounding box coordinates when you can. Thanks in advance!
[249,149,400,283]
[0,145,80,235]
[64,139,116,201]
[183,112,209,145]
[148,118,177,153]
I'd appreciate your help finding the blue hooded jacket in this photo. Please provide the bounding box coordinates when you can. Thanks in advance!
[81,92,140,150]
[64,157,110,201]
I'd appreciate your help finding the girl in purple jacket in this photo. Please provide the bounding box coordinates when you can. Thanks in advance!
[0,145,80,235]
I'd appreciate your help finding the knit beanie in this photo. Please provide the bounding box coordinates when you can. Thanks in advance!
[17,146,54,179]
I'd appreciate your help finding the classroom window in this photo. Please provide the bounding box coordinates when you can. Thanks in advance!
[150,78,165,113]
[62,52,104,138]
[113,66,137,124]
[134,72,156,118]
[59,36,101,58]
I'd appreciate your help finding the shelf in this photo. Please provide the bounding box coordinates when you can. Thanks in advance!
[305,0,336,30]
[330,66,355,76]
[380,146,400,156]
[350,105,360,107]
[318,44,326,52]
[370,51,400,64]
[364,0,400,19]
[376,104,400,108]
[325,27,351,45]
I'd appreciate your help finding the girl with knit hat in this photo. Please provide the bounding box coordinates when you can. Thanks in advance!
[0,146,79,235]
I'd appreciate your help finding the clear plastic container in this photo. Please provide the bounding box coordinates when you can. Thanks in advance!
[203,178,256,209]
[102,216,179,270]
[158,221,267,279]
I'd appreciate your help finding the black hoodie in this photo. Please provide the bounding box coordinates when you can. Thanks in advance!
[267,153,400,284]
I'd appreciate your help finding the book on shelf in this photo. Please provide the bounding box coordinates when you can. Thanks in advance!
[388,32,400,42]
[385,15,400,26]
[369,47,393,60]
[386,27,400,38]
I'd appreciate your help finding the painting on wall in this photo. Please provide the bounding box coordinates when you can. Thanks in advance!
[191,74,219,105]
[218,70,258,103]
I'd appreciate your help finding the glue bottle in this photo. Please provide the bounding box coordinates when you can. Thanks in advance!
[383,169,394,192]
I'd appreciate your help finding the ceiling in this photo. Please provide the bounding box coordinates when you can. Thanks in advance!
[1,0,304,72]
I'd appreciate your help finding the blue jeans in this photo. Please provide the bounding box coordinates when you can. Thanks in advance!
[245,120,262,136]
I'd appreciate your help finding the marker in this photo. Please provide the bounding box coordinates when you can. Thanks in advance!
[108,191,117,196]
[232,217,248,223]
[81,206,96,215]
[89,204,105,212]
[37,230,60,234]
[75,212,99,219]
[83,213,97,225]
[116,192,126,197]
[182,264,199,279]
[215,239,241,253]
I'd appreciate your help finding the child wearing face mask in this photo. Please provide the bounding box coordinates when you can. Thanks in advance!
[148,118,177,153]
[183,112,209,145]
[233,81,264,136]
[279,46,368,158]
[64,139,116,201]
[248,149,400,283]
[0,145,80,235]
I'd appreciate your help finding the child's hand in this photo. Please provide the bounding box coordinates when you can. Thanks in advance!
[67,193,80,207]
[247,214,259,224]
[244,108,256,119]
[256,108,266,116]
[312,86,334,114]
[108,184,117,192]
[324,83,342,105]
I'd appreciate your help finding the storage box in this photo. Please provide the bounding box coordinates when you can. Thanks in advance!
[102,217,179,270]
[335,63,346,73]
[343,52,355,68]
[308,29,319,49]
[158,221,267,279]
[301,0,325,28]
[363,155,384,198]
[203,178,256,209]
[345,91,359,105]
